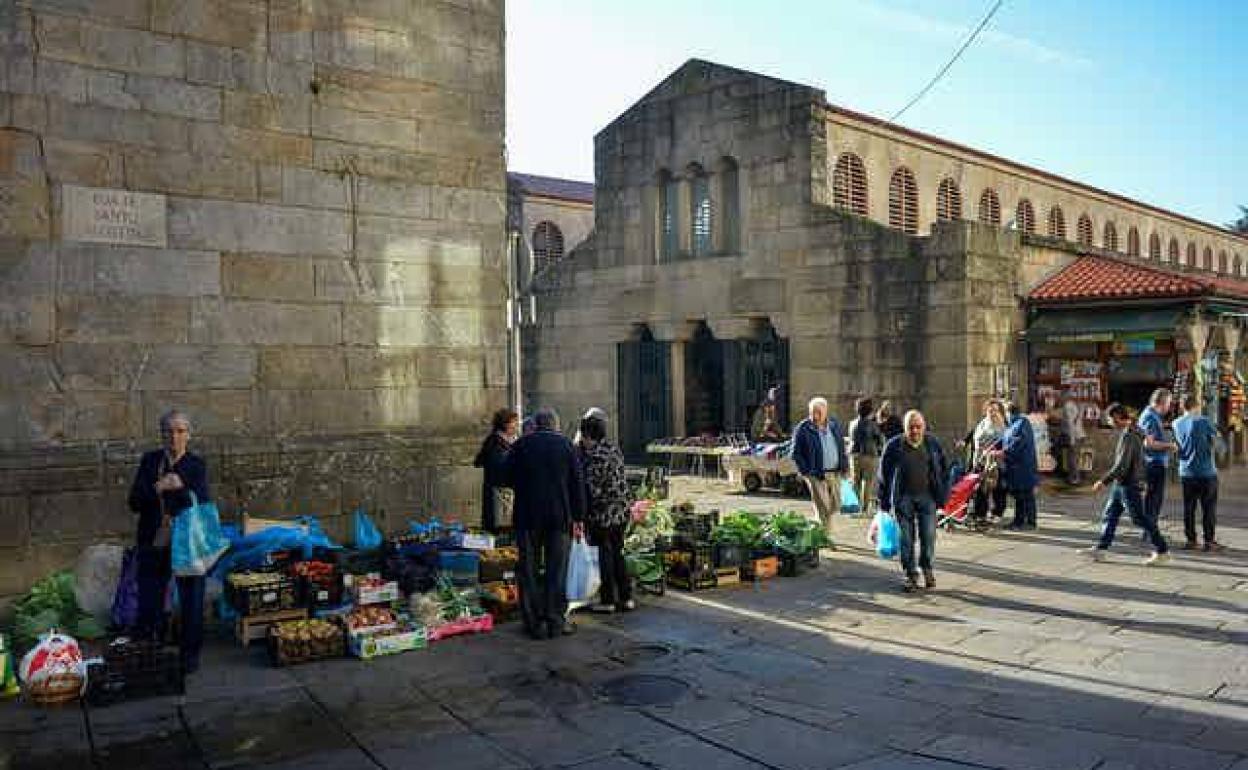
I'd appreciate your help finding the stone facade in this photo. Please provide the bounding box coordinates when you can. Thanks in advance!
[0,0,506,599]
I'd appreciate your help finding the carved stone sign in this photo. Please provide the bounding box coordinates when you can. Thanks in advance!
[62,185,167,247]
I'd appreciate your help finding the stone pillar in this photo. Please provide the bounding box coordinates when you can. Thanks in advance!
[670,342,687,435]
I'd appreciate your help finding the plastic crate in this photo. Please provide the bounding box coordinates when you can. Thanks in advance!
[438,550,481,587]
[477,547,518,583]
[229,573,300,615]
[86,639,184,705]
[664,546,716,591]
[298,576,343,610]
[713,544,747,569]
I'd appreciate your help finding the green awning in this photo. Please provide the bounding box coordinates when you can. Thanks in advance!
[1025,308,1185,343]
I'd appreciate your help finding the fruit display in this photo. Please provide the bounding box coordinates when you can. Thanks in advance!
[350,575,399,606]
[270,619,344,666]
[346,606,396,632]
[290,561,341,608]
[478,547,518,582]
[228,572,299,615]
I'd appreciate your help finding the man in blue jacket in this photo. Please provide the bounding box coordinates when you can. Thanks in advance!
[994,402,1039,530]
[1138,388,1177,530]
[791,397,849,540]
[876,410,948,592]
[1172,394,1222,551]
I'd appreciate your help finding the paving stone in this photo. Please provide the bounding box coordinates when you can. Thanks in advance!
[917,732,1102,770]
[624,735,771,770]
[701,715,883,770]
[182,687,357,768]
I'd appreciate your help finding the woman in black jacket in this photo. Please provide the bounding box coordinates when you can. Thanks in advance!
[474,408,518,533]
[127,409,210,674]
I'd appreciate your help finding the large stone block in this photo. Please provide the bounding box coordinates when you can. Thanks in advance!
[0,174,51,239]
[43,137,124,187]
[315,260,491,305]
[310,104,415,150]
[0,393,64,447]
[221,253,317,300]
[343,305,488,347]
[0,239,54,296]
[168,198,350,256]
[279,166,349,210]
[22,0,151,28]
[0,297,54,345]
[189,298,342,345]
[29,489,132,542]
[345,347,419,388]
[63,391,141,440]
[189,123,312,163]
[0,495,30,550]
[56,243,222,296]
[142,389,259,436]
[46,100,188,151]
[352,215,482,265]
[118,74,222,120]
[56,295,191,343]
[222,91,311,134]
[312,138,504,188]
[124,149,257,199]
[38,15,184,78]
[258,347,346,389]
[0,346,57,391]
[186,41,311,95]
[310,65,467,119]
[55,343,257,391]
[151,0,268,49]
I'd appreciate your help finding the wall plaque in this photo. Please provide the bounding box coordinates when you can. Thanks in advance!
[62,185,167,248]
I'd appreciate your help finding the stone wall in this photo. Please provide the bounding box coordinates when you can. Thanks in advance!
[509,193,593,287]
[0,0,506,600]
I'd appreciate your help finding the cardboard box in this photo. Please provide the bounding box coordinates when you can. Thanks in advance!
[352,581,400,606]
[455,533,496,550]
[349,627,427,659]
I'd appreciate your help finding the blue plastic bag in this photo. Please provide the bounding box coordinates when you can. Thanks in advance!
[871,510,899,559]
[110,547,141,630]
[565,538,600,605]
[839,477,861,515]
[172,493,230,577]
[354,508,382,550]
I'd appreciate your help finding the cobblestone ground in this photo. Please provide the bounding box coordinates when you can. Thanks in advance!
[3,475,1246,770]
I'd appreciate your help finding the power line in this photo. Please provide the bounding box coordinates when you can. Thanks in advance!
[887,0,1005,124]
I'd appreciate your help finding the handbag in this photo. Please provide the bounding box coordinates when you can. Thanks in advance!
[171,492,229,577]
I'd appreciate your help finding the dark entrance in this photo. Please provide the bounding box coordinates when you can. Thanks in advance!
[618,326,670,462]
[684,322,724,436]
[724,320,790,435]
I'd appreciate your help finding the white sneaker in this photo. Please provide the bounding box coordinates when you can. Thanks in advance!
[1081,547,1107,562]
[1144,552,1171,566]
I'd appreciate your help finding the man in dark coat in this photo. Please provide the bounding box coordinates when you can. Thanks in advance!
[995,403,1039,530]
[791,397,850,540]
[876,410,949,592]
[504,407,587,640]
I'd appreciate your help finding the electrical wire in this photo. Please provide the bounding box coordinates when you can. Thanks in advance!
[887,0,1005,124]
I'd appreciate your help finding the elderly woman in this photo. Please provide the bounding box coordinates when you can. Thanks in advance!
[473,408,518,533]
[969,399,1008,524]
[576,414,635,613]
[127,409,210,674]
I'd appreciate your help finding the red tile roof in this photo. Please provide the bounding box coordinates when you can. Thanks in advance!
[509,172,594,205]
[1028,255,1248,304]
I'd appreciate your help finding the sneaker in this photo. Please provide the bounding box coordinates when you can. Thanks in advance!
[922,569,936,590]
[902,574,921,593]
[1204,542,1225,553]
[1081,547,1107,562]
[1144,552,1172,566]
[1181,541,1199,551]
[619,599,637,612]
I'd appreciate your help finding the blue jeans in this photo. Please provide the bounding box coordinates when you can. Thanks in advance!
[1144,465,1167,525]
[1098,483,1168,553]
[895,495,937,576]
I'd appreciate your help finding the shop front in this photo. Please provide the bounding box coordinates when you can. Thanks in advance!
[1025,256,1248,474]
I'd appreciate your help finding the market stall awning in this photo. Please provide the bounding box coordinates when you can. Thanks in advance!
[1028,255,1248,305]
[1025,308,1186,342]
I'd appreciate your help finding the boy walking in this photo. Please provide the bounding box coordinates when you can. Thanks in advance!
[1085,403,1170,565]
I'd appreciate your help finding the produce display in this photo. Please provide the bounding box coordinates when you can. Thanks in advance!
[270,619,344,666]
[11,572,104,653]
[351,575,400,605]
[349,625,426,660]
[228,572,299,615]
[345,606,396,632]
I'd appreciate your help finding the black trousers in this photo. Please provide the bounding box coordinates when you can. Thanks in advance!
[1181,476,1218,544]
[516,526,571,635]
[971,480,1007,521]
[589,522,631,608]
[1009,488,1037,528]
[136,545,206,668]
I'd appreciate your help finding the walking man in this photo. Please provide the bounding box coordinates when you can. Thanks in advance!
[1173,395,1223,552]
[792,397,849,540]
[505,408,587,640]
[1138,388,1177,530]
[995,402,1039,530]
[876,410,949,592]
[1086,403,1170,564]
[848,397,884,515]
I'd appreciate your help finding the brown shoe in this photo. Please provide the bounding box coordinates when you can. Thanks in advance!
[922,569,936,590]
[1181,541,1199,551]
[1204,542,1226,553]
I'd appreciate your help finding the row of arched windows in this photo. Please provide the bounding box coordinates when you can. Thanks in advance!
[657,158,740,261]
[831,152,1243,275]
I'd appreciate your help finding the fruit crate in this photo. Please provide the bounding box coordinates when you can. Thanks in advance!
[268,619,346,666]
[228,573,300,616]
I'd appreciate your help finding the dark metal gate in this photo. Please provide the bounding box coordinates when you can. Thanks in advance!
[724,323,789,434]
[618,328,670,463]
[684,322,724,436]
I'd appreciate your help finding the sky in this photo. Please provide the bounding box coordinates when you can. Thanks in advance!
[505,0,1246,229]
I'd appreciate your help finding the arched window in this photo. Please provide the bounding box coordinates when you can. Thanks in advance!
[1203,246,1213,270]
[1127,227,1140,256]
[688,165,712,256]
[888,167,918,235]
[531,221,564,273]
[718,157,740,253]
[936,178,962,222]
[1047,206,1066,239]
[832,152,868,216]
[978,188,1000,226]
[1219,250,1228,273]
[1103,222,1118,252]
[658,170,679,261]
[1186,242,1197,267]
[1148,233,1161,260]
[1167,237,1180,263]
[1016,199,1035,234]
[1076,214,1093,246]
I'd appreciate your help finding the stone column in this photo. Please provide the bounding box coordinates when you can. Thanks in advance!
[670,342,687,435]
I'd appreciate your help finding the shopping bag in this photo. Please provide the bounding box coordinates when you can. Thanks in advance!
[171,493,229,577]
[565,537,601,605]
[353,508,383,550]
[109,547,141,630]
[869,510,899,559]
[839,477,861,515]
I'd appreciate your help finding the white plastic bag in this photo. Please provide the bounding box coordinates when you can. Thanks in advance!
[19,630,87,700]
[565,537,601,608]
[74,544,126,625]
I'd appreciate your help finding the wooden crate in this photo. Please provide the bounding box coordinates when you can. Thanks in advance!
[236,608,308,646]
[713,567,741,588]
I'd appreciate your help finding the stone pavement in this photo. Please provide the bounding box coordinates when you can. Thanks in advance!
[3,477,1247,770]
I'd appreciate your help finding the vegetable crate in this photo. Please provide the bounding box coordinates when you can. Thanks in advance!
[673,511,719,548]
[427,613,494,642]
[779,550,820,578]
[664,546,716,591]
[268,619,345,666]
[290,561,342,611]
[228,573,300,616]
[741,555,780,581]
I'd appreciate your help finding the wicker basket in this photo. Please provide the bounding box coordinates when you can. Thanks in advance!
[27,672,84,706]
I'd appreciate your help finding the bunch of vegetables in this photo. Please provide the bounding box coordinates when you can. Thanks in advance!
[11,572,103,652]
[710,510,767,550]
[762,510,830,554]
[435,576,480,621]
[623,500,675,555]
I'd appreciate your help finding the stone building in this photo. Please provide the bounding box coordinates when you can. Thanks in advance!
[0,0,506,598]
[507,172,593,289]
[523,59,1248,460]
